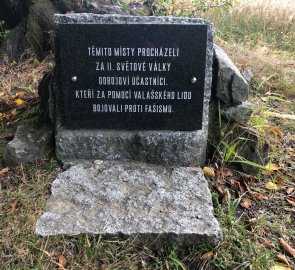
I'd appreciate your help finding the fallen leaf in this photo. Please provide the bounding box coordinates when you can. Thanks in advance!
[221,168,233,178]
[216,185,225,196]
[16,91,25,98]
[7,199,19,214]
[201,251,213,259]
[203,166,215,178]
[277,254,290,267]
[280,238,295,257]
[286,198,295,207]
[259,240,275,248]
[265,163,281,171]
[252,192,268,200]
[270,126,284,137]
[276,178,285,187]
[33,59,40,68]
[58,255,67,270]
[265,182,279,191]
[271,264,291,270]
[10,108,17,116]
[14,99,25,106]
[286,187,294,194]
[221,193,228,205]
[240,198,251,208]
[0,167,10,176]
[216,168,233,182]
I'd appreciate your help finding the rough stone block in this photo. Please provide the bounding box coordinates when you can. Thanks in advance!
[36,161,223,248]
[56,128,208,166]
[221,101,253,124]
[213,44,249,105]
[3,123,54,166]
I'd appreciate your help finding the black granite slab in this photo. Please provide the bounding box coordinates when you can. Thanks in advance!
[58,23,208,131]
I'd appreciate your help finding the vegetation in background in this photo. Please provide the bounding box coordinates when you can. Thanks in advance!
[152,0,237,16]
[207,0,295,52]
[0,20,10,43]
[151,0,295,53]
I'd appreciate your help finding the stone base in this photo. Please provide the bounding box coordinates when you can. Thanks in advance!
[36,161,222,248]
[55,128,208,166]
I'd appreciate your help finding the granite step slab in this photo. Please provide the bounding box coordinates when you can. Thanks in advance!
[36,161,222,248]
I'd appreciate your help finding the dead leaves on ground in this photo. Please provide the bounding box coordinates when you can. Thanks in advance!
[204,164,295,214]
[0,167,10,176]
[264,163,282,172]
[277,254,291,267]
[265,181,280,191]
[58,255,67,270]
[6,199,19,214]
[280,239,295,258]
[240,198,251,208]
[259,240,275,248]
[0,58,49,124]
[270,126,284,137]
[201,251,214,259]
[286,187,294,194]
[272,264,292,270]
[203,166,215,178]
[252,191,268,200]
[286,198,295,207]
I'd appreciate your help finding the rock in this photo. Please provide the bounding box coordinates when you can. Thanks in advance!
[51,0,128,14]
[213,44,249,105]
[0,0,27,29]
[0,0,57,62]
[127,1,152,16]
[26,0,57,58]
[221,101,253,124]
[35,161,223,248]
[239,132,269,174]
[218,125,269,174]
[242,69,254,83]
[0,20,30,64]
[3,123,54,166]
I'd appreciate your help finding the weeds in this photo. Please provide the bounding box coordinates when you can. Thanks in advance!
[0,20,9,43]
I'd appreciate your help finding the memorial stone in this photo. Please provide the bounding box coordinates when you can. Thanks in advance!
[36,14,223,248]
[54,14,213,166]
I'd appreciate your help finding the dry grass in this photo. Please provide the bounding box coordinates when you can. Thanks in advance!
[238,0,295,15]
[208,0,295,51]
[216,40,295,98]
[155,0,295,52]
[0,58,50,94]
[0,56,52,114]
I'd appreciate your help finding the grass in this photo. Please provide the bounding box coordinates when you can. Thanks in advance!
[0,159,212,269]
[1,0,295,269]
[207,0,295,52]
[152,0,295,53]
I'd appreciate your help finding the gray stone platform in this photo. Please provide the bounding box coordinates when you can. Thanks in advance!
[36,161,222,248]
